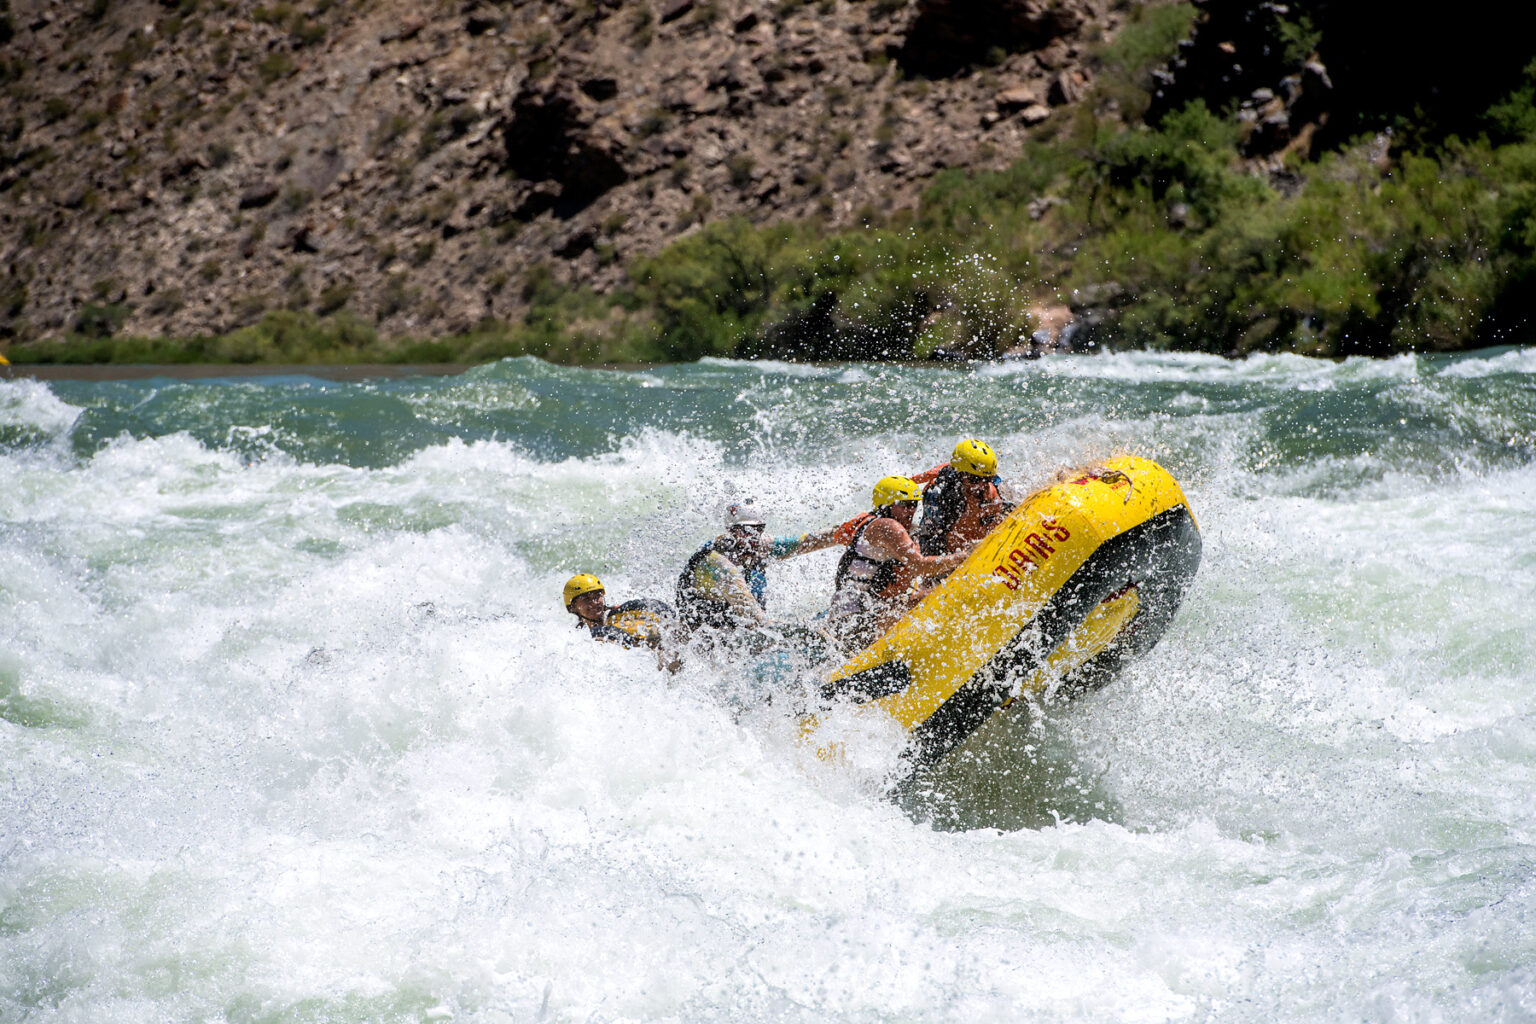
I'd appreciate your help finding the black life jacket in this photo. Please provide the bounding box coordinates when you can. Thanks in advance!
[675,542,766,631]
[833,514,902,599]
[915,466,965,556]
[583,599,675,649]
[915,466,1012,555]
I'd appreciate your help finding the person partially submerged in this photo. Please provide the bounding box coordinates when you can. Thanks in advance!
[826,476,973,648]
[674,498,841,634]
[563,573,681,670]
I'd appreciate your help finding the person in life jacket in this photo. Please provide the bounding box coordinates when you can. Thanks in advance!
[824,439,1014,556]
[826,476,974,648]
[913,438,1014,555]
[674,498,841,634]
[564,573,682,670]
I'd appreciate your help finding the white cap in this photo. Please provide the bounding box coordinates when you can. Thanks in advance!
[724,499,766,527]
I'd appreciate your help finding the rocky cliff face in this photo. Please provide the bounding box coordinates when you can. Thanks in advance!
[1,0,1129,344]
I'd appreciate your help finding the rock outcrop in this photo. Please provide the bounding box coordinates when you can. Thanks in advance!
[0,0,1126,343]
[1148,0,1533,166]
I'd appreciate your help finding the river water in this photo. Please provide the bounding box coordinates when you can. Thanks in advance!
[3,349,1534,1023]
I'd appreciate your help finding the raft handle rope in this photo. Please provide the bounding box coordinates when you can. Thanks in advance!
[1091,467,1135,504]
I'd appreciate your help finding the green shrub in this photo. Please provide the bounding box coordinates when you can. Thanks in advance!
[207,310,379,363]
[74,303,130,338]
[317,280,354,314]
[1090,102,1260,226]
[258,52,294,83]
[145,288,186,317]
[1092,2,1199,121]
[417,105,480,158]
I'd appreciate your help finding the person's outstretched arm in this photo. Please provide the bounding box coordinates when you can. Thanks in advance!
[700,554,772,624]
[864,520,970,578]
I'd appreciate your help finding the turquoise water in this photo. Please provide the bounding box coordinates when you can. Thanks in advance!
[2,349,1534,1022]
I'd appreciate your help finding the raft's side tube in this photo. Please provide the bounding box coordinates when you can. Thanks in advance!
[813,455,1201,774]
[906,502,1200,769]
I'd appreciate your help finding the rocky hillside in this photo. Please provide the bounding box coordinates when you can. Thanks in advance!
[1,0,1137,344]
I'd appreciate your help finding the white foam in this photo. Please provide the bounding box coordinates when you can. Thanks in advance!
[697,356,834,378]
[4,361,1535,1023]
[0,376,83,436]
[1432,344,1536,379]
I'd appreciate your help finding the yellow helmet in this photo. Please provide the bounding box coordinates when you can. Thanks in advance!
[872,475,923,508]
[562,573,604,610]
[951,439,998,477]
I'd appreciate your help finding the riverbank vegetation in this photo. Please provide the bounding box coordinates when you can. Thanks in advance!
[10,3,1536,366]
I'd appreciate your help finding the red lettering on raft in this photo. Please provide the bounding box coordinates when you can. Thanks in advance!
[991,520,1072,588]
[993,566,1022,590]
[1023,532,1054,559]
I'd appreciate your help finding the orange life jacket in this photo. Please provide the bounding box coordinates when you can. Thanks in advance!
[914,464,1008,554]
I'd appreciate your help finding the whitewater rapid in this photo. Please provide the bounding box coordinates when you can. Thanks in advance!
[2,349,1533,1022]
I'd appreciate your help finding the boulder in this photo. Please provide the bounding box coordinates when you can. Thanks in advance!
[1018,103,1051,125]
[379,17,426,44]
[1026,195,1065,219]
[1047,68,1089,105]
[237,182,279,209]
[995,85,1042,112]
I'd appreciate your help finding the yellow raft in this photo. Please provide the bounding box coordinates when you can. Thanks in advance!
[805,454,1201,776]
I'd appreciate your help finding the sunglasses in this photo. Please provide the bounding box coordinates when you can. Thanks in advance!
[730,523,766,535]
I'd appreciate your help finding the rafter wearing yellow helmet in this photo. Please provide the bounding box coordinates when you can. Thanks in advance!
[827,474,973,648]
[562,573,680,666]
[911,438,1014,555]
[871,475,923,508]
[949,439,998,477]
[563,573,605,610]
